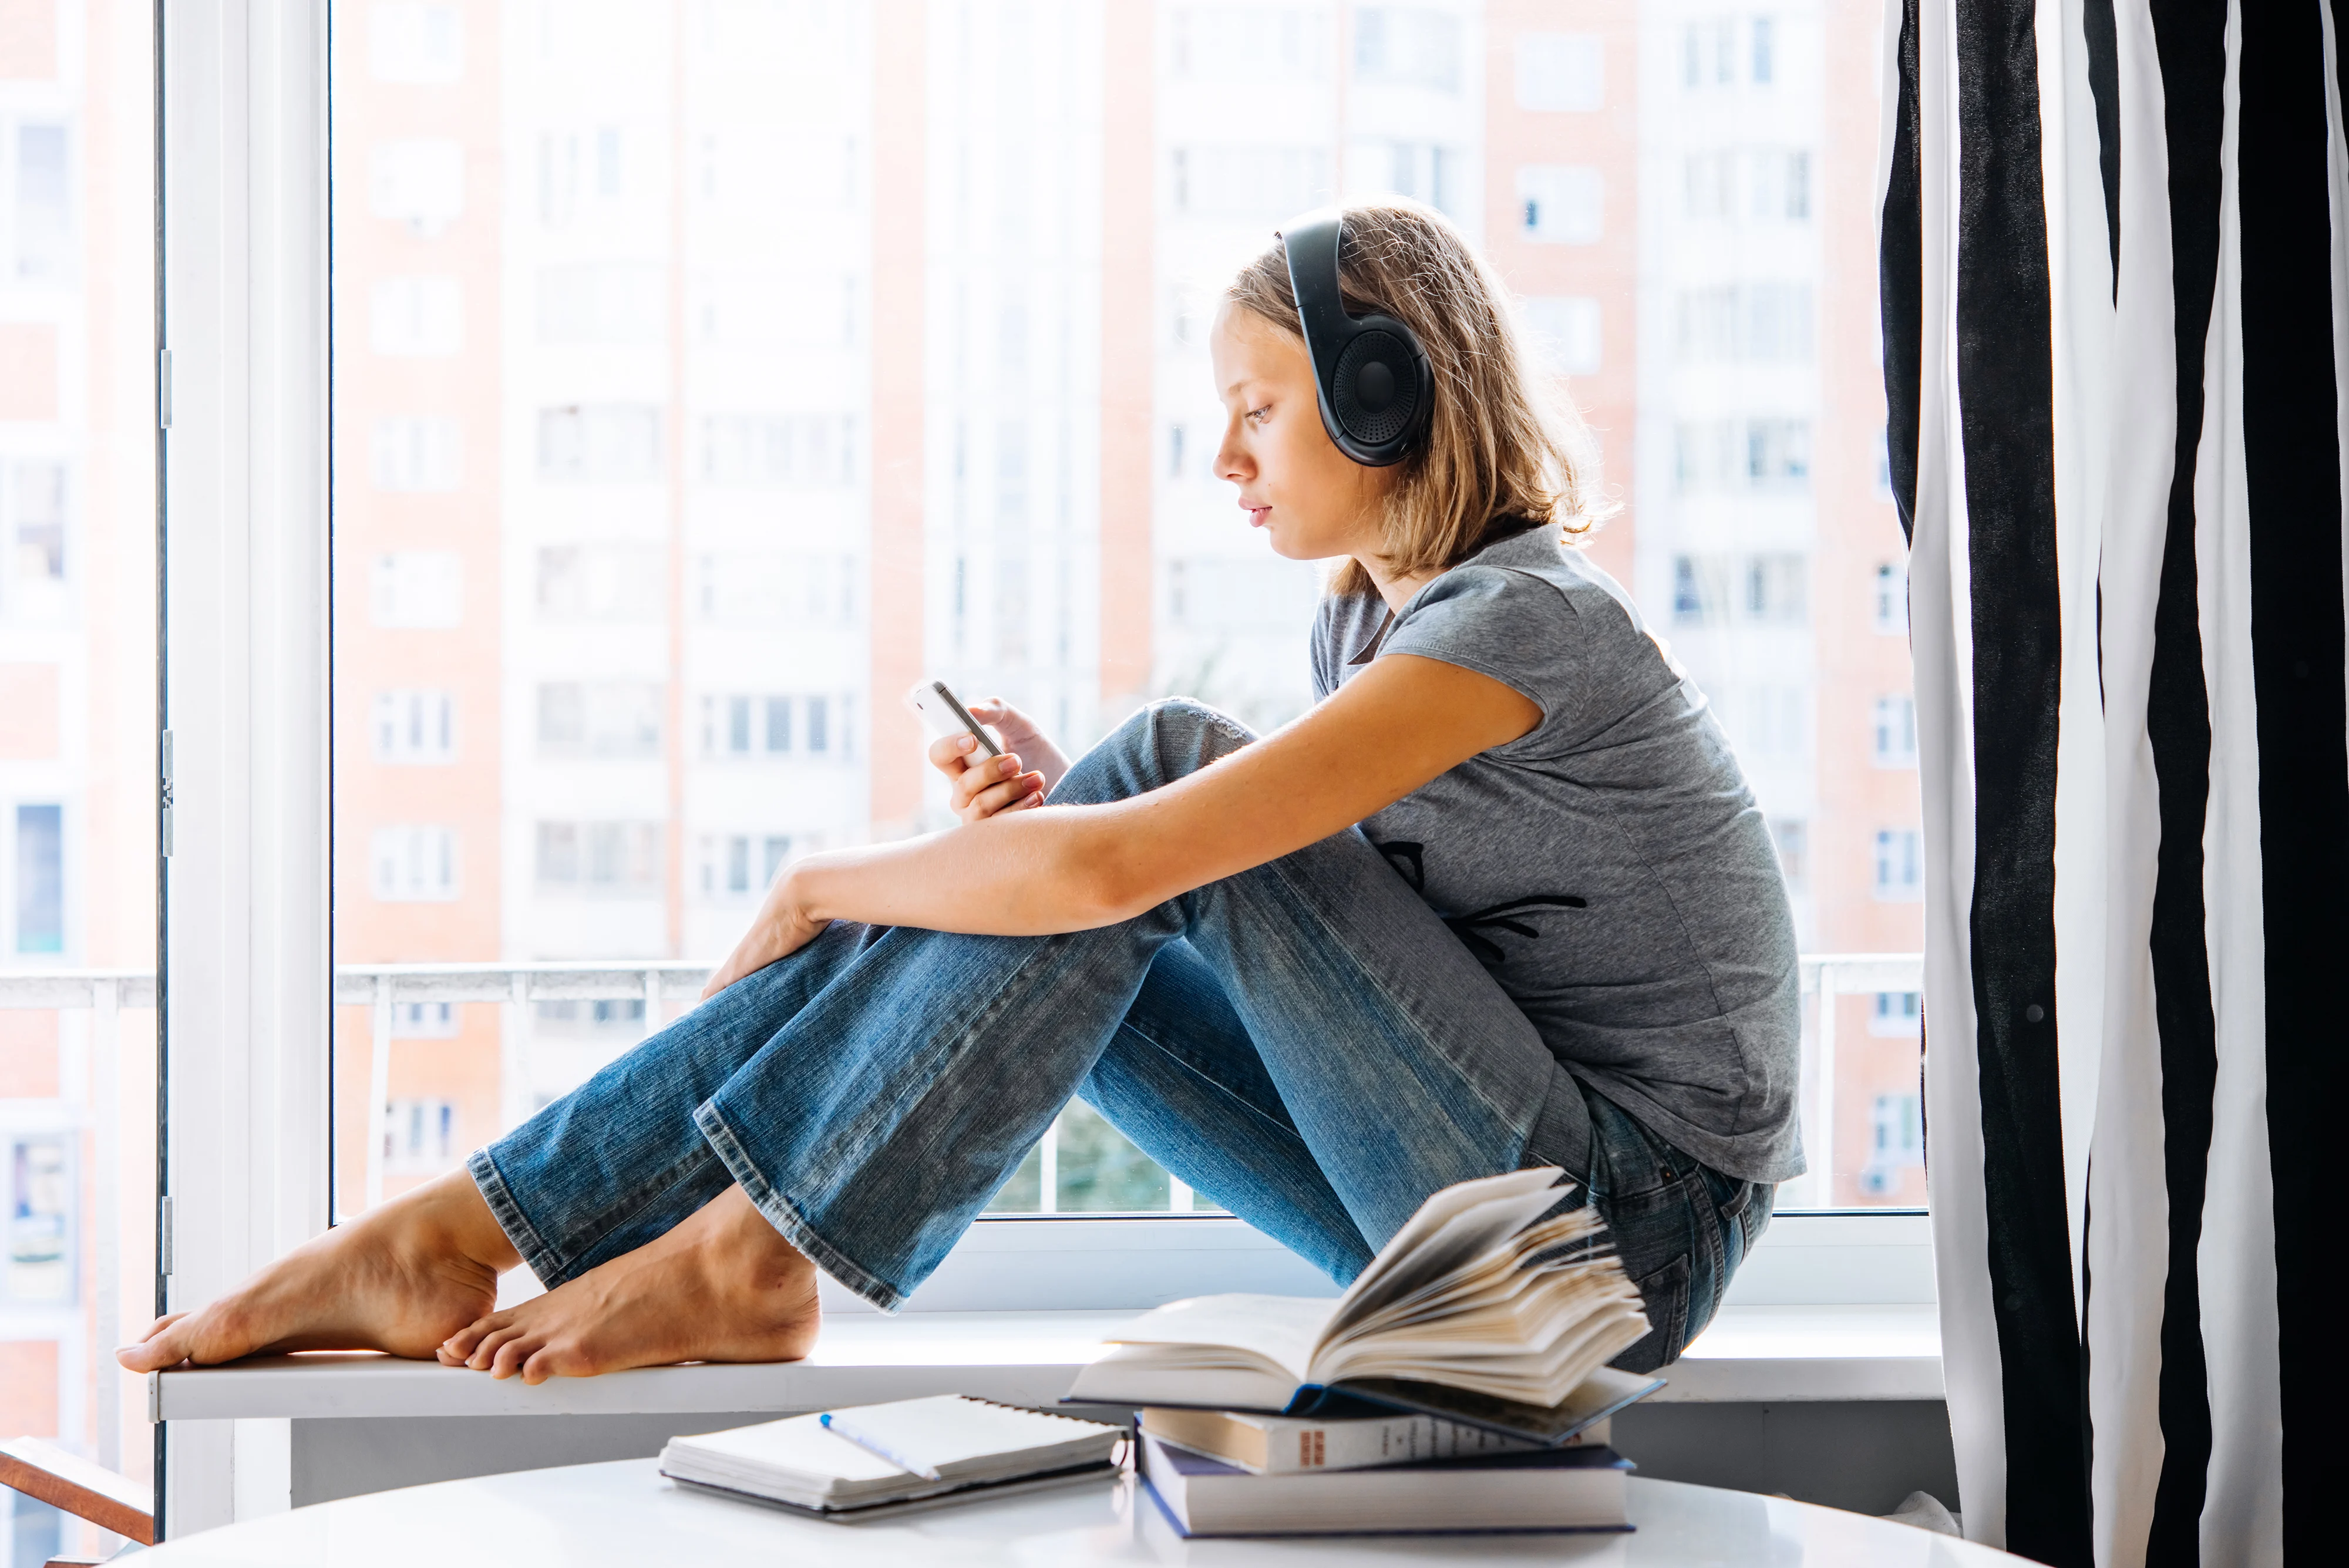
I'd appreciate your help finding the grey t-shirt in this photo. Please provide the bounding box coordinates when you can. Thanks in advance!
[1312,526,1803,1183]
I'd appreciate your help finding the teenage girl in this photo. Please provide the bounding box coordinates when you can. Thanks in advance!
[121,202,1798,1384]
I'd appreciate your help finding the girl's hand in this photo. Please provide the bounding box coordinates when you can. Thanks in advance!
[701,871,829,1000]
[926,699,1065,826]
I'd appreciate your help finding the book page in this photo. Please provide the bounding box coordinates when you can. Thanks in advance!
[1106,1293,1336,1382]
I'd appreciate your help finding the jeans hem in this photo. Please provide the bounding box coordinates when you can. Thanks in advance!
[467,1148,568,1288]
[693,1099,908,1313]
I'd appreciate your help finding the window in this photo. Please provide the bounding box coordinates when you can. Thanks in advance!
[1517,165,1603,244]
[5,460,68,618]
[536,546,666,620]
[538,681,662,759]
[383,1099,459,1173]
[368,138,464,235]
[370,551,463,627]
[371,825,460,902]
[317,0,1922,1247]
[1873,563,1905,632]
[534,821,661,896]
[537,405,663,483]
[1871,695,1917,768]
[1169,7,1329,80]
[1860,1093,1924,1196]
[1873,829,1924,901]
[1677,282,1813,361]
[372,689,457,763]
[13,123,70,281]
[1744,553,1806,622]
[388,1002,457,1039]
[1520,297,1603,376]
[369,275,463,355]
[1870,990,1923,1037]
[370,3,465,83]
[369,417,463,491]
[12,803,62,953]
[1516,34,1603,112]
[1354,8,1462,92]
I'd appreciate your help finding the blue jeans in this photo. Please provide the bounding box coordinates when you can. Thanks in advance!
[470,701,1771,1372]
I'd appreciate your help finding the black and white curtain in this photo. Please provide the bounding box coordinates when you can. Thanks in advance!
[1884,0,2341,1562]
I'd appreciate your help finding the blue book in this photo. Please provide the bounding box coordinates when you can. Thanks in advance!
[1136,1429,1634,1537]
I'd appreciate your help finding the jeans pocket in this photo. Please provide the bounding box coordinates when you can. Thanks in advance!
[1613,1251,1691,1375]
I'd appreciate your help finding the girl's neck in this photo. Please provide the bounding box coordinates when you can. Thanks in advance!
[1361,557,1436,614]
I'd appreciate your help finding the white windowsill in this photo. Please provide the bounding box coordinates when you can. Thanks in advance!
[151,1303,1941,1422]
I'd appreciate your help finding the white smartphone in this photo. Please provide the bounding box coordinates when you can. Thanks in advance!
[904,679,1003,758]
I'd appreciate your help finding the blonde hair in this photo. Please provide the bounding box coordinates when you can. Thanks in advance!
[1225,200,1603,597]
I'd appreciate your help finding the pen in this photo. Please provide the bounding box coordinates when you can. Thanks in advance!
[819,1412,943,1480]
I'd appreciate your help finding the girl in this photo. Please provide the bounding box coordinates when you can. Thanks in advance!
[121,202,1798,1385]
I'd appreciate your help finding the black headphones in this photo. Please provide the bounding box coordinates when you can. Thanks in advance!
[1279,211,1435,467]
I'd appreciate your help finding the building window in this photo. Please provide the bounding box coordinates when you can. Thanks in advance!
[698,413,858,487]
[765,697,792,753]
[369,2,465,83]
[369,551,463,628]
[537,681,662,759]
[368,137,465,235]
[806,696,830,754]
[1354,6,1461,92]
[369,275,464,356]
[1872,695,1917,768]
[1169,6,1330,80]
[1870,991,1923,1038]
[535,820,661,896]
[1752,16,1776,85]
[389,1002,459,1039]
[372,689,457,764]
[535,545,665,621]
[537,404,664,483]
[1677,284,1813,362]
[1745,419,1810,487]
[1744,553,1806,622]
[12,804,62,954]
[369,416,463,491]
[1671,554,1725,624]
[1859,1092,1925,1195]
[1168,146,1333,220]
[371,825,459,903]
[1873,563,1905,632]
[1515,33,1603,112]
[1873,828,1924,901]
[1517,165,1603,244]
[534,1000,645,1037]
[13,123,72,281]
[1520,297,1603,377]
[8,460,67,592]
[383,1099,459,1172]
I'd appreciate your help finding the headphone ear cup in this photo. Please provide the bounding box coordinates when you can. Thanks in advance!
[1331,331,1422,449]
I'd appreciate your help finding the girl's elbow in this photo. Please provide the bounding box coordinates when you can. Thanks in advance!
[1066,855,1157,928]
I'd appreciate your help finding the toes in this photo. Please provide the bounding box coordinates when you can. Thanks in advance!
[440,1310,510,1363]
[116,1313,192,1372]
[466,1324,526,1372]
[490,1332,542,1381]
[521,1343,587,1385]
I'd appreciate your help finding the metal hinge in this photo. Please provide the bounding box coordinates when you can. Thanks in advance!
[160,1194,174,1277]
[160,729,174,857]
[158,348,172,429]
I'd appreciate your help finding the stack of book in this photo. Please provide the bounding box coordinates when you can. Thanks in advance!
[1064,1166,1663,1538]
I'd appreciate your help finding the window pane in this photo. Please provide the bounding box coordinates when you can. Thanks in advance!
[329,1,1918,1224]
[0,0,162,1544]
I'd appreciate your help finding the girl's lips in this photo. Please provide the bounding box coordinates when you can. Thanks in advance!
[1244,506,1271,527]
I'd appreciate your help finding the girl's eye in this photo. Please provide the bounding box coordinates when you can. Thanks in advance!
[1246,405,1271,424]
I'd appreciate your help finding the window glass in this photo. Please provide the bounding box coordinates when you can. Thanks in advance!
[0,0,162,1543]
[328,0,1918,1223]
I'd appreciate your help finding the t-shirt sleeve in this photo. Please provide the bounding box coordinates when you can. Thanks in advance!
[1378,566,1596,743]
[1309,598,1340,700]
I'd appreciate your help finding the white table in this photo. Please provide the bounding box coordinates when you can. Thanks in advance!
[136,1457,2024,1566]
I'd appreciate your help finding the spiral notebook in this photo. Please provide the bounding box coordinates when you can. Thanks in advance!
[658,1395,1125,1520]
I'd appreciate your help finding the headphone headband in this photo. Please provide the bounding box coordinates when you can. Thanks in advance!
[1277,210,1435,467]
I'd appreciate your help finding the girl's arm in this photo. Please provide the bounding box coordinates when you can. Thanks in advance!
[701,655,1539,995]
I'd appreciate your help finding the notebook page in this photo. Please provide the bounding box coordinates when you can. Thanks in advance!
[1107,1293,1334,1382]
[817,1395,1120,1474]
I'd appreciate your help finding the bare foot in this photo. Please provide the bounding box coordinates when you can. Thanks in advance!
[436,1184,819,1384]
[117,1169,521,1372]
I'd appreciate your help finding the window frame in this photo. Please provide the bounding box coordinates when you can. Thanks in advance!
[152,1,1929,1528]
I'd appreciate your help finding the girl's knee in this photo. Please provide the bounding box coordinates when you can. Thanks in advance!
[1060,699,1256,803]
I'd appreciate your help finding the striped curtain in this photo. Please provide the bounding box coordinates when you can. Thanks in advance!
[1883,0,2342,1562]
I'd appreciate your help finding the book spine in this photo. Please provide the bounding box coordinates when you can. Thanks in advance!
[1268,1414,1578,1473]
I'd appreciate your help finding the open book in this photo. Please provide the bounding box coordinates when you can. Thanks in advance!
[1066,1168,1658,1442]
